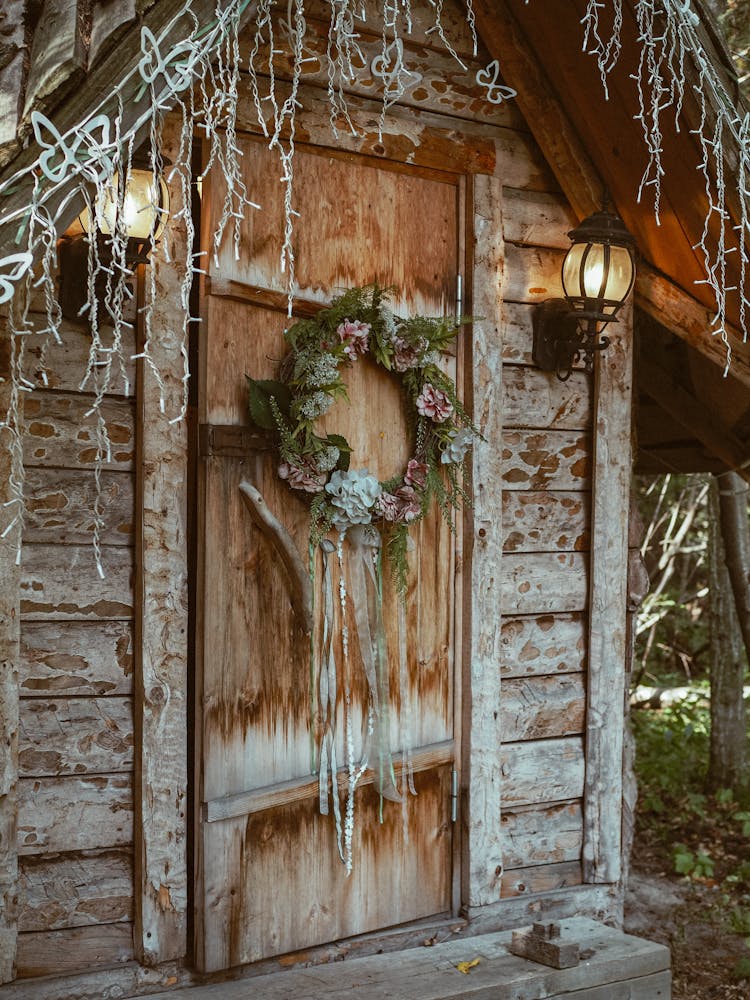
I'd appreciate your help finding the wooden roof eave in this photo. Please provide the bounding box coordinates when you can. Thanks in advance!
[0,0,259,258]
[474,0,750,391]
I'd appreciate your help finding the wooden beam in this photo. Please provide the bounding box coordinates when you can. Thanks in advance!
[583,299,633,883]
[134,114,189,966]
[636,265,750,389]
[473,0,602,220]
[462,173,505,908]
[638,356,750,480]
[0,308,20,983]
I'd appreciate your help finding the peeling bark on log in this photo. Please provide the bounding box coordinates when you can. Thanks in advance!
[463,173,505,908]
[134,115,188,966]
[500,614,586,678]
[19,621,133,697]
[0,309,19,982]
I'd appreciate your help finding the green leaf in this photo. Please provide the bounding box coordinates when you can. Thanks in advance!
[326,433,352,453]
[246,378,292,430]
[674,846,695,875]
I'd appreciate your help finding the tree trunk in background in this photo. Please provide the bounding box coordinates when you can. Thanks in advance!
[707,474,747,794]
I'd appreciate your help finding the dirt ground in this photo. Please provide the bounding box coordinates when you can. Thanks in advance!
[625,841,750,999]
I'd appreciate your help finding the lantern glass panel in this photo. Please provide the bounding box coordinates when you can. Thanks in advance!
[562,242,634,313]
[77,170,168,241]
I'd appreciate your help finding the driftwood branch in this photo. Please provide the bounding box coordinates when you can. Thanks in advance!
[238,481,313,635]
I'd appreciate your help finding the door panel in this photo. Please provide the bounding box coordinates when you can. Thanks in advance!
[196,138,462,972]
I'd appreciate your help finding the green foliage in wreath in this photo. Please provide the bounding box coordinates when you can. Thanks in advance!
[247,283,478,593]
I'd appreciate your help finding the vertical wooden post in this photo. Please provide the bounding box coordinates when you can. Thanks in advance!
[0,308,19,983]
[462,172,505,907]
[582,298,634,884]
[134,115,189,964]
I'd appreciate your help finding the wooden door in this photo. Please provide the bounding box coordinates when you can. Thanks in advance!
[195,138,463,973]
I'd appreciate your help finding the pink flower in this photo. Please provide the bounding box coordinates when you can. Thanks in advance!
[392,335,427,372]
[337,319,370,359]
[394,485,422,522]
[377,492,401,522]
[416,383,454,423]
[404,458,428,489]
[278,460,327,493]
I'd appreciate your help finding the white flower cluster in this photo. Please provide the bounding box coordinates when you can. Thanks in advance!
[299,391,333,419]
[315,445,340,472]
[306,353,339,388]
[441,428,474,464]
[325,468,382,530]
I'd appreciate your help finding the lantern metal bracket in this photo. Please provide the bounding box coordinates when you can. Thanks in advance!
[532,298,610,381]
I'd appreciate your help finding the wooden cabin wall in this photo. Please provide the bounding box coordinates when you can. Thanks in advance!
[14,305,136,979]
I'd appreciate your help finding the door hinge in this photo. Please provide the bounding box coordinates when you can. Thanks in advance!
[451,769,458,823]
[456,274,463,321]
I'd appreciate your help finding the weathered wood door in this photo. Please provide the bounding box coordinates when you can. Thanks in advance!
[195,138,463,972]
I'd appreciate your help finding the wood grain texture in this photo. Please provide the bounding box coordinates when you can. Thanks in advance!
[501,737,585,808]
[22,393,134,471]
[0,312,20,981]
[583,300,633,884]
[500,614,586,678]
[501,800,582,870]
[24,321,136,397]
[22,0,85,117]
[19,620,133,697]
[0,1,25,160]
[502,491,589,553]
[239,12,525,131]
[502,243,565,304]
[18,850,133,932]
[501,859,582,898]
[134,114,189,966]
[502,552,588,615]
[503,366,591,431]
[15,923,133,979]
[235,79,558,189]
[501,674,585,742]
[23,468,134,546]
[131,916,668,999]
[463,173,505,908]
[19,697,133,776]
[502,430,591,491]
[17,775,132,855]
[19,543,133,621]
[503,188,577,251]
[89,0,137,66]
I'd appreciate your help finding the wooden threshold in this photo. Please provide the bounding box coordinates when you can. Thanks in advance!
[139,917,670,1000]
[203,739,454,823]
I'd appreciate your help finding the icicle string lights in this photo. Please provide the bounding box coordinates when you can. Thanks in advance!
[579,0,750,364]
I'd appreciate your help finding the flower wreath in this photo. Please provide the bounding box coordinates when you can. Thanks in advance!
[246,284,476,591]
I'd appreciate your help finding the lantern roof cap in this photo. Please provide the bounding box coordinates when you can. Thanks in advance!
[568,210,637,249]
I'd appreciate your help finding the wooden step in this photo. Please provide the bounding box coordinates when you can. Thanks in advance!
[145,917,670,999]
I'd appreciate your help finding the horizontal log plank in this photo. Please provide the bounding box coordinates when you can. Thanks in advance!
[503,490,589,553]
[240,14,524,131]
[23,393,134,471]
[501,674,585,742]
[501,737,585,808]
[233,80,556,189]
[19,697,133,777]
[16,922,134,979]
[18,775,133,855]
[503,187,577,250]
[501,613,586,678]
[502,429,591,491]
[502,552,588,614]
[501,800,583,870]
[20,544,133,621]
[503,366,591,431]
[24,321,136,397]
[18,849,133,932]
[502,243,565,303]
[24,468,134,546]
[501,859,582,898]
[19,621,133,697]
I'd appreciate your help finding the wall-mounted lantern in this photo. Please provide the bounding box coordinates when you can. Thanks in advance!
[59,159,170,321]
[532,208,636,381]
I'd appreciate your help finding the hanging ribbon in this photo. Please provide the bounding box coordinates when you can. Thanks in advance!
[318,539,344,861]
[346,525,401,805]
